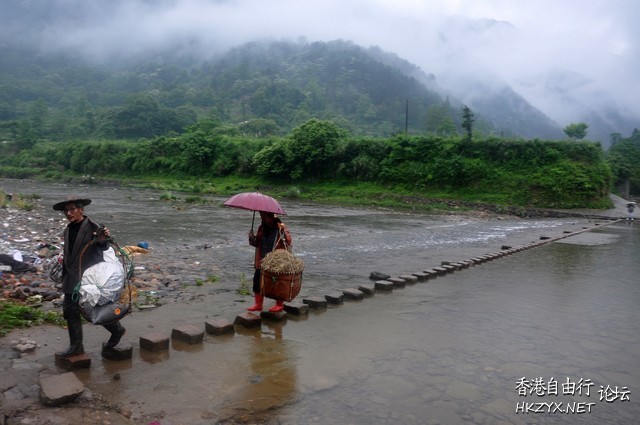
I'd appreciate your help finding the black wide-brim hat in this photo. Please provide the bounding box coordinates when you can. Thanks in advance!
[53,195,92,211]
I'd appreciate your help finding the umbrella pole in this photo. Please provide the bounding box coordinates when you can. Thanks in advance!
[251,211,256,232]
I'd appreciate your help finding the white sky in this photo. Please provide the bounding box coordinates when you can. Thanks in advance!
[29,0,640,128]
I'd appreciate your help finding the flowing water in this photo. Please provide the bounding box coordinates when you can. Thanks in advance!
[2,180,639,424]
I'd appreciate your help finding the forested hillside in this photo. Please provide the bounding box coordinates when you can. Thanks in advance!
[0,40,563,146]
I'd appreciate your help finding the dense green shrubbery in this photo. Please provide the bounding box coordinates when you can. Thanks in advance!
[0,119,614,208]
[607,129,640,196]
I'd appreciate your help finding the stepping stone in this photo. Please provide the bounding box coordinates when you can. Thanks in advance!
[325,293,344,304]
[398,275,418,284]
[421,270,436,279]
[260,310,288,321]
[411,272,429,281]
[234,312,262,328]
[374,280,394,292]
[54,353,91,370]
[343,288,364,300]
[205,318,235,336]
[101,342,133,361]
[370,271,391,280]
[303,296,328,309]
[140,332,170,352]
[357,284,375,295]
[432,267,448,276]
[283,302,309,316]
[40,372,84,406]
[388,277,406,288]
[441,265,455,273]
[171,324,204,344]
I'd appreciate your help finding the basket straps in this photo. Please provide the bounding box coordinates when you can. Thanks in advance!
[274,224,292,253]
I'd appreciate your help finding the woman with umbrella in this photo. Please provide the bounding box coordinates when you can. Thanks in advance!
[223,192,292,312]
[247,211,292,312]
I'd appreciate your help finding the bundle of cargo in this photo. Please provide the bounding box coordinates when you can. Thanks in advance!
[260,249,304,302]
[78,235,135,325]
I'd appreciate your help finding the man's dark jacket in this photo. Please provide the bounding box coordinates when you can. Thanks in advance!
[61,216,108,293]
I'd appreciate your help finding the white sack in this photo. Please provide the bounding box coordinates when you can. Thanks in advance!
[102,247,118,262]
[80,255,125,306]
[80,283,101,306]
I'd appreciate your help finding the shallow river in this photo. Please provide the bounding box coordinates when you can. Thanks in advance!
[2,180,639,424]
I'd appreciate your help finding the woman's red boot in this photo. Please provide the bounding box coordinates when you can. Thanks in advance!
[268,300,284,313]
[247,294,264,311]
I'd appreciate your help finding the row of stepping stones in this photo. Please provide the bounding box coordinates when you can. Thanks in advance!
[40,219,621,405]
[46,220,617,404]
[59,219,617,371]
[162,221,617,351]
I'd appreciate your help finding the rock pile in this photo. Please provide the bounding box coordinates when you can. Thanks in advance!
[1,200,213,312]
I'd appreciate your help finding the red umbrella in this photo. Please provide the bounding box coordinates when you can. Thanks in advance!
[223,192,287,230]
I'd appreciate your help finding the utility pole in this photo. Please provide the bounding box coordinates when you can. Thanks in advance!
[405,99,409,134]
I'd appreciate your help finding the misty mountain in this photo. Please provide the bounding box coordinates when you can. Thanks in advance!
[0,37,571,142]
[447,78,564,140]
[429,17,638,147]
[1,0,637,146]
[516,69,637,145]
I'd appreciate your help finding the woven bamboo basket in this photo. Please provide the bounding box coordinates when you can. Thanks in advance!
[260,249,304,302]
[261,269,303,302]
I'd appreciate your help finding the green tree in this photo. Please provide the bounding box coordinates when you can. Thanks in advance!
[179,132,214,174]
[609,133,622,146]
[607,128,640,196]
[285,119,346,180]
[27,99,48,139]
[239,118,279,137]
[253,143,290,179]
[249,80,306,119]
[563,122,589,139]
[425,104,457,136]
[111,95,161,139]
[15,120,37,150]
[461,106,475,141]
[437,118,457,136]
